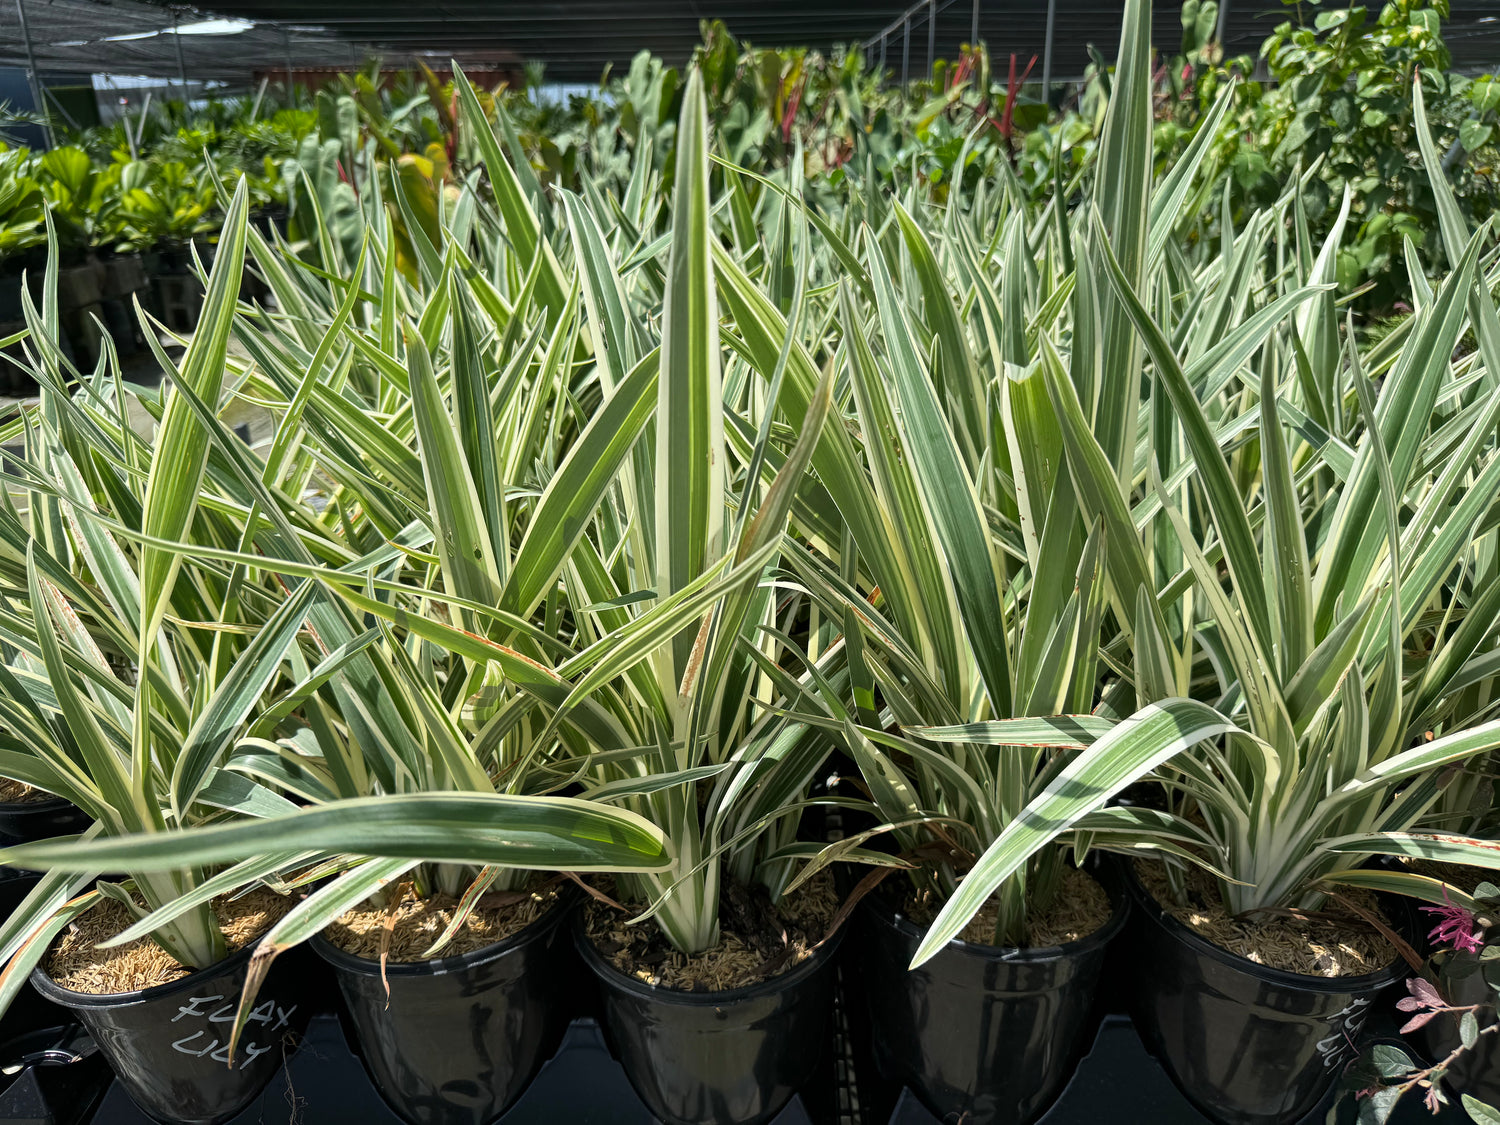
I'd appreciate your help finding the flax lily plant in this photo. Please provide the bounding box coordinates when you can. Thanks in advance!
[0,179,676,1013]
[713,0,1254,951]
[0,187,321,985]
[529,66,843,957]
[235,62,843,960]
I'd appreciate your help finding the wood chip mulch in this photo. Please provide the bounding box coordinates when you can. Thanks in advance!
[584,873,838,992]
[1136,859,1395,977]
[47,887,295,995]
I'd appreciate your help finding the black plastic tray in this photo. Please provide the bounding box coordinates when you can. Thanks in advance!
[83,1015,820,1125]
[0,1008,832,1124]
[869,1014,1473,1125]
[0,977,1475,1125]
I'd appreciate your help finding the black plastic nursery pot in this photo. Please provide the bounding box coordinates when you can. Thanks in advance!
[310,889,578,1125]
[0,795,93,843]
[1124,870,1409,1125]
[30,940,312,1125]
[574,917,844,1125]
[851,867,1128,1125]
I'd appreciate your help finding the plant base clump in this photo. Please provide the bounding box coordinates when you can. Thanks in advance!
[47,888,294,994]
[905,865,1113,949]
[1136,861,1393,977]
[586,873,837,991]
[326,880,562,961]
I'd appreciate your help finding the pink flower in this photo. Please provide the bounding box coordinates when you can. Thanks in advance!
[1422,889,1484,954]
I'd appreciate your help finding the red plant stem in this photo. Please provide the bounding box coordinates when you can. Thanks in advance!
[781,74,806,144]
[999,54,1037,157]
[1000,53,1019,141]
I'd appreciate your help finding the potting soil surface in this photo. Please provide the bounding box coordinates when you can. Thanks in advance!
[325,879,563,960]
[903,863,1112,947]
[585,871,839,991]
[1134,859,1396,977]
[0,778,48,803]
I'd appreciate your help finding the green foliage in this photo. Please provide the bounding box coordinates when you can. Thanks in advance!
[1255,0,1494,305]
[1338,879,1500,1120]
[0,147,44,264]
[0,93,310,267]
[1145,0,1500,309]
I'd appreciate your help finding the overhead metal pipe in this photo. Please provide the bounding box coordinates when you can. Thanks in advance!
[14,0,54,149]
[878,33,887,83]
[927,0,936,77]
[1042,0,1057,103]
[283,28,294,100]
[42,87,79,131]
[173,12,188,92]
[902,18,910,85]
[971,0,980,46]
[1215,0,1230,51]
[265,7,923,27]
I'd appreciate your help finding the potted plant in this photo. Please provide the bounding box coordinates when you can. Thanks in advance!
[1332,873,1499,1123]
[775,257,1133,1122]
[0,184,318,1125]
[229,70,825,1119]
[698,2,1263,1114]
[459,66,850,1125]
[222,237,683,1124]
[0,168,685,1125]
[751,207,1146,1123]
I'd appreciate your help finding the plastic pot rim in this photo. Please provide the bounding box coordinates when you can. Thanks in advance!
[1125,863,1409,993]
[30,941,257,1011]
[862,870,1130,965]
[309,885,574,980]
[574,910,845,1007]
[0,794,76,816]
